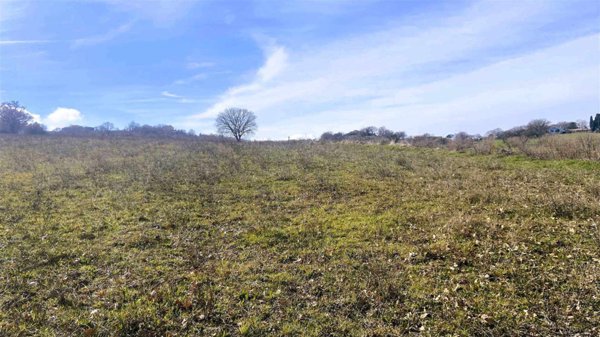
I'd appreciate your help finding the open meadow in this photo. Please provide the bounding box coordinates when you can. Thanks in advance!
[0,135,599,336]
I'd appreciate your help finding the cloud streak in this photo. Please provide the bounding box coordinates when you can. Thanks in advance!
[0,40,56,45]
[161,91,182,98]
[71,21,134,48]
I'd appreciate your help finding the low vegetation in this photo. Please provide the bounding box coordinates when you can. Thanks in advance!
[501,133,600,160]
[1,135,598,336]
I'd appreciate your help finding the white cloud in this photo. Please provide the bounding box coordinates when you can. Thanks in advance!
[161,91,182,98]
[0,40,55,45]
[45,107,83,130]
[72,21,134,48]
[159,91,199,104]
[186,1,599,139]
[256,46,288,82]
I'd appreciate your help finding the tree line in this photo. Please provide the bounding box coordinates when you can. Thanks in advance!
[0,102,259,141]
[0,103,197,138]
[320,126,406,142]
[2,100,597,141]
[319,117,597,145]
[489,118,592,140]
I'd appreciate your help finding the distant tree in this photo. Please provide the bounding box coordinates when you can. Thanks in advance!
[345,130,360,137]
[320,131,335,141]
[359,126,378,137]
[575,120,588,130]
[215,108,257,141]
[377,127,394,138]
[95,122,116,132]
[391,131,406,142]
[0,101,33,134]
[322,128,404,142]
[126,121,140,132]
[454,132,471,141]
[592,114,600,132]
[332,132,344,140]
[486,128,503,138]
[56,125,95,135]
[555,121,577,130]
[187,129,196,136]
[451,132,474,151]
[22,122,47,135]
[524,119,551,137]
[498,126,526,139]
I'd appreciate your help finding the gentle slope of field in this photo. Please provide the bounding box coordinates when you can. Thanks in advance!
[0,136,599,336]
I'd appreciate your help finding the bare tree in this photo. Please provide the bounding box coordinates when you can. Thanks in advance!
[524,119,551,137]
[392,131,406,141]
[486,128,503,138]
[360,126,378,137]
[377,126,394,138]
[215,108,257,141]
[0,101,33,134]
[576,120,589,130]
[95,122,116,132]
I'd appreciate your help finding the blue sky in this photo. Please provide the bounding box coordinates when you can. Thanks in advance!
[0,0,598,139]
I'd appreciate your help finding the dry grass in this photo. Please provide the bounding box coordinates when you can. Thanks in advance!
[496,133,600,160]
[0,135,599,336]
[522,133,600,160]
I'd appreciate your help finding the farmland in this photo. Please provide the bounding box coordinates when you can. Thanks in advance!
[0,135,599,336]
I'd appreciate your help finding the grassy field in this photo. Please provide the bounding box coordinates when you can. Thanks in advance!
[0,136,599,336]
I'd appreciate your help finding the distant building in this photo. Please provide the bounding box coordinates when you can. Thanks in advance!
[548,127,567,134]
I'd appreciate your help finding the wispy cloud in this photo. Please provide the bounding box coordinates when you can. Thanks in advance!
[160,91,198,104]
[186,1,599,138]
[0,40,56,45]
[256,46,287,82]
[161,91,182,98]
[71,21,134,48]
